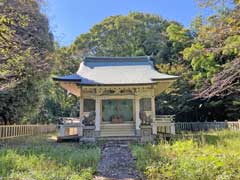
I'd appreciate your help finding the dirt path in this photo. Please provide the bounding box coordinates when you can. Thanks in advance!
[94,141,144,180]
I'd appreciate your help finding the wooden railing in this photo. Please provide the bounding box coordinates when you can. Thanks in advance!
[153,115,175,134]
[58,117,82,138]
[175,121,240,132]
[0,124,57,139]
[153,116,240,134]
[155,115,175,122]
[59,117,80,124]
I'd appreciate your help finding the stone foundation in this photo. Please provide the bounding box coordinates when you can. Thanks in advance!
[80,126,96,142]
[140,125,154,143]
[79,125,155,143]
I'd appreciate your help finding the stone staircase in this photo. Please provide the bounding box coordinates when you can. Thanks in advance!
[100,123,136,137]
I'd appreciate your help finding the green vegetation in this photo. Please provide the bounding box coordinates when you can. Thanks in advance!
[39,0,240,123]
[0,0,54,124]
[0,0,239,124]
[131,130,240,180]
[0,135,101,179]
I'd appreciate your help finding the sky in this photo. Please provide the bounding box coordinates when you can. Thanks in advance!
[45,0,211,46]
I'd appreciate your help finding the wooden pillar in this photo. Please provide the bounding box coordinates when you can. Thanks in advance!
[135,96,141,136]
[95,97,101,136]
[151,96,156,122]
[59,125,65,137]
[79,89,84,136]
[171,123,175,134]
[152,123,157,135]
[80,98,84,118]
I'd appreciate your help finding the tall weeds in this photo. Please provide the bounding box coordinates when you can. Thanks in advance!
[131,130,240,180]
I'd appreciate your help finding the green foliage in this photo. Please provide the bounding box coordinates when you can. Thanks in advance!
[34,45,81,123]
[0,0,54,124]
[53,45,80,75]
[35,79,79,123]
[1,0,239,123]
[166,23,192,44]
[0,81,45,124]
[183,3,240,87]
[223,35,240,55]
[0,135,101,179]
[131,130,240,179]
[196,0,240,9]
[155,63,196,116]
[183,43,220,86]
[71,12,184,64]
[180,2,240,119]
[0,0,54,88]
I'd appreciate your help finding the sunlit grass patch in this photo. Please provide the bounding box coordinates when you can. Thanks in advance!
[131,130,240,180]
[0,134,101,180]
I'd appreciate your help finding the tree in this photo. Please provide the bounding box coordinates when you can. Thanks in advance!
[35,46,80,123]
[198,58,240,98]
[183,1,240,120]
[0,0,54,89]
[71,12,178,64]
[0,0,54,124]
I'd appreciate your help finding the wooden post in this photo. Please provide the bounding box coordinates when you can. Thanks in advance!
[0,126,2,138]
[80,97,84,119]
[79,97,84,136]
[59,125,65,137]
[152,123,157,135]
[95,96,101,136]
[171,123,175,134]
[6,126,8,137]
[151,96,156,122]
[135,96,141,136]
[238,120,240,130]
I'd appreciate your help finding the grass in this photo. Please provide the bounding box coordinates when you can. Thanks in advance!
[130,130,240,180]
[0,134,101,180]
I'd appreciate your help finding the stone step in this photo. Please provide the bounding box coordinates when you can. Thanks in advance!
[97,136,139,142]
[101,130,135,133]
[101,129,135,132]
[100,131,135,134]
[101,124,135,128]
[100,123,136,137]
[100,131,135,136]
[101,128,135,131]
[100,128,134,131]
[100,133,136,137]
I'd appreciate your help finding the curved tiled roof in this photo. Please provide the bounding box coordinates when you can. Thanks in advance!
[53,56,178,85]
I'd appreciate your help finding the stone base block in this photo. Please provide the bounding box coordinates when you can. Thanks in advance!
[140,125,153,143]
[83,126,96,138]
[79,137,96,143]
[94,130,100,137]
[135,129,141,136]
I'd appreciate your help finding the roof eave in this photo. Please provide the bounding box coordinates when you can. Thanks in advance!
[52,77,81,82]
[151,76,179,81]
[76,82,157,86]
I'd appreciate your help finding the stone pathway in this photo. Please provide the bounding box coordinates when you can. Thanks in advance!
[94,141,144,180]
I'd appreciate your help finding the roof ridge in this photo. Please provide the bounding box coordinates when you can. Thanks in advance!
[84,56,151,62]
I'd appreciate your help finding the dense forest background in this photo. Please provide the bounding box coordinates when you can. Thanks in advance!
[0,0,239,124]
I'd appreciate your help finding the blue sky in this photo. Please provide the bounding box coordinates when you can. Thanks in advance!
[45,0,210,46]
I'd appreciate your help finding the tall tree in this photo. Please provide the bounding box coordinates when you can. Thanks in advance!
[193,1,240,98]
[182,0,240,120]
[35,46,80,123]
[0,0,54,124]
[71,12,178,64]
